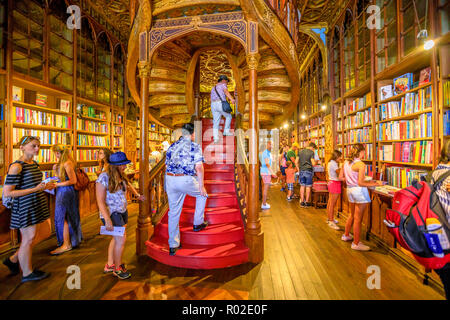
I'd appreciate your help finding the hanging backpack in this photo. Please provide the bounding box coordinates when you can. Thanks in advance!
[74,168,90,191]
[384,171,450,270]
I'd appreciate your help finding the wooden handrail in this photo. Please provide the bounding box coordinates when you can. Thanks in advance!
[147,153,168,225]
[263,0,300,45]
[234,114,250,228]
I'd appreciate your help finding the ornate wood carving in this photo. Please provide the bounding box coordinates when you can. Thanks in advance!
[324,114,333,165]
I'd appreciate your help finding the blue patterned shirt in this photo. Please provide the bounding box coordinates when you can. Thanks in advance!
[166,137,204,176]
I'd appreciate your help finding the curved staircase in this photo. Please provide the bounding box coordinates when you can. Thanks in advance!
[146,118,249,269]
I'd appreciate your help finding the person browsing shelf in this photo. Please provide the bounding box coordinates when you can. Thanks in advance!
[327,150,344,230]
[279,146,289,192]
[339,143,383,251]
[50,145,82,255]
[298,142,318,208]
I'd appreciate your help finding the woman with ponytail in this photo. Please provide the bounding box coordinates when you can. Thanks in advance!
[50,144,82,255]
[96,148,112,176]
[339,143,382,251]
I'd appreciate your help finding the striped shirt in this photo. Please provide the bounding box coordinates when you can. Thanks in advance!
[432,164,450,223]
[5,160,49,229]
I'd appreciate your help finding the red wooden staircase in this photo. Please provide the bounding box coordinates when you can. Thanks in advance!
[145,118,249,269]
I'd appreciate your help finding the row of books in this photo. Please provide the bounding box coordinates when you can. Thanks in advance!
[13,148,56,163]
[444,80,450,107]
[83,166,97,174]
[77,104,107,120]
[378,69,430,101]
[42,171,53,179]
[113,126,123,135]
[112,113,123,124]
[77,150,98,161]
[310,137,325,148]
[77,135,109,147]
[14,107,72,128]
[377,113,432,140]
[365,164,373,176]
[378,87,432,116]
[337,119,342,131]
[310,127,324,138]
[309,116,323,127]
[378,141,433,164]
[344,127,372,144]
[13,128,71,145]
[76,119,109,133]
[444,110,450,136]
[385,166,428,189]
[0,104,4,120]
[344,109,372,129]
[160,127,171,134]
[113,137,122,147]
[149,132,167,141]
[344,92,371,115]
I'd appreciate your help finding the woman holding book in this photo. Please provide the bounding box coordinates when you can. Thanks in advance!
[2,136,56,282]
[96,152,144,280]
[96,148,112,176]
[339,143,383,251]
[50,145,82,255]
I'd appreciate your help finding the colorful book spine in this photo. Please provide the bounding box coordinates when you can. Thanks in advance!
[378,141,433,164]
[377,113,432,140]
[444,110,450,136]
[77,119,108,133]
[77,135,109,147]
[13,128,71,145]
[14,107,72,128]
[344,127,372,144]
[385,166,428,189]
[77,150,98,161]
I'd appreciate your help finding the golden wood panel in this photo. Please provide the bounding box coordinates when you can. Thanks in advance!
[159,105,189,118]
[148,81,186,94]
[244,90,291,103]
[101,282,249,300]
[243,74,291,90]
[150,66,187,82]
[244,102,283,114]
[324,114,333,164]
[243,111,272,124]
[149,94,186,106]
[152,0,240,17]
[172,113,193,127]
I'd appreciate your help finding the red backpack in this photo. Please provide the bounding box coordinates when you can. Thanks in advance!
[384,171,450,270]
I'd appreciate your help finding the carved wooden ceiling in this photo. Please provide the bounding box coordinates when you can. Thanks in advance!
[199,49,235,93]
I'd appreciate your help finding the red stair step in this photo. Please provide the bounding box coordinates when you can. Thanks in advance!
[154,221,244,245]
[203,163,234,171]
[204,169,235,181]
[204,180,235,193]
[161,206,242,224]
[146,239,248,269]
[184,192,238,208]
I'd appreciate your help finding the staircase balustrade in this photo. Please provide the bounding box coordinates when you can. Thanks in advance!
[147,154,168,225]
[264,0,300,44]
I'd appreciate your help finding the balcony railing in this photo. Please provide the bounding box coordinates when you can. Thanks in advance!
[264,0,300,45]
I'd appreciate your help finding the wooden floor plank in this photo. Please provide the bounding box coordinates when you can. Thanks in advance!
[0,188,445,300]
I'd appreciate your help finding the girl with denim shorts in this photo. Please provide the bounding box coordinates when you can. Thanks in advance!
[285,161,297,201]
[339,144,383,251]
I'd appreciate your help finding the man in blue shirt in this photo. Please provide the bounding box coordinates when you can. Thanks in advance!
[165,123,208,255]
[260,140,277,210]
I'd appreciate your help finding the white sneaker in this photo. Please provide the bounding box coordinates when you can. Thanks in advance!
[351,242,371,251]
[341,234,354,242]
[213,137,219,143]
[327,221,340,230]
[326,219,339,224]
[261,203,270,210]
[223,131,233,136]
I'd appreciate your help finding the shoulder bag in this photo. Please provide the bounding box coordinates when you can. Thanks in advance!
[214,85,232,113]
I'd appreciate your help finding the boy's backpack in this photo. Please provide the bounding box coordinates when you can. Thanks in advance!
[384,171,450,270]
[74,168,90,191]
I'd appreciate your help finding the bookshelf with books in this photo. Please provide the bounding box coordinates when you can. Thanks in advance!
[10,80,73,169]
[0,74,5,189]
[111,109,124,151]
[75,101,110,166]
[375,67,436,190]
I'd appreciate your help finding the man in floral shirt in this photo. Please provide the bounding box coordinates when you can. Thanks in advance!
[165,123,208,255]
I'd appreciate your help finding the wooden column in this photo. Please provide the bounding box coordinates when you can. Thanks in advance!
[193,59,200,120]
[429,0,440,168]
[136,61,153,256]
[245,53,263,264]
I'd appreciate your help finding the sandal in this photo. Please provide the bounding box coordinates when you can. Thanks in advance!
[50,246,72,256]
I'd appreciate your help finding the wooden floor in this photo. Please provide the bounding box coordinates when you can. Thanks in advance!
[0,185,445,300]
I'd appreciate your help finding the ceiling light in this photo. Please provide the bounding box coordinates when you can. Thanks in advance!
[417,29,434,50]
[301,114,306,120]
[321,105,327,111]
[283,123,289,129]
[424,39,435,50]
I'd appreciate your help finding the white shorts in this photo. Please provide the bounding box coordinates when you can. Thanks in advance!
[347,186,371,204]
